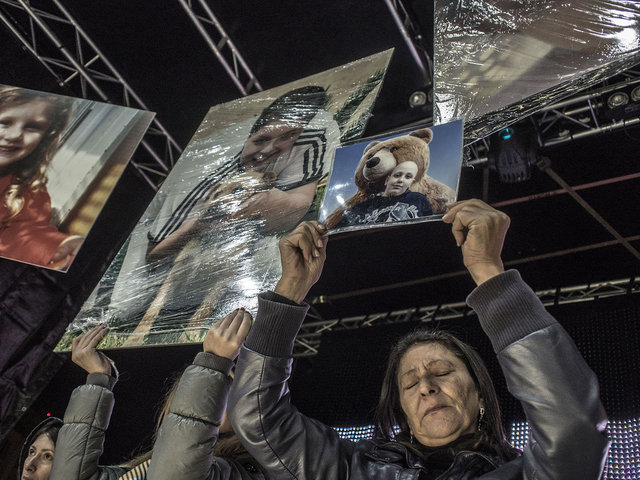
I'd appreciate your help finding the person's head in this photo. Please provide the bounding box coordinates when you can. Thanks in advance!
[240,86,328,171]
[383,162,418,197]
[0,87,73,178]
[375,329,514,459]
[19,418,62,480]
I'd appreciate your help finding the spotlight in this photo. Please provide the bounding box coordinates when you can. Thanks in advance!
[408,90,427,108]
[489,127,538,184]
[607,91,629,109]
[604,89,640,121]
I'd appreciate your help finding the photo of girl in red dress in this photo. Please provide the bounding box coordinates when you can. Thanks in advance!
[0,86,83,269]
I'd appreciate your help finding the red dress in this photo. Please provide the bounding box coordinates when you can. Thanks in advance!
[0,175,68,267]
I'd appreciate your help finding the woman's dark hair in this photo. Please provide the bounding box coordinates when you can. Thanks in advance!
[120,367,245,469]
[30,420,62,446]
[374,329,518,461]
[249,85,328,135]
[18,417,63,479]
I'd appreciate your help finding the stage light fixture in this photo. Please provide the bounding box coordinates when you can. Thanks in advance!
[408,90,427,107]
[489,127,538,184]
[607,91,629,109]
[631,85,640,102]
[499,127,514,140]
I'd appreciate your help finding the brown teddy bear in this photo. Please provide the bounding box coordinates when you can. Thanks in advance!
[325,128,456,228]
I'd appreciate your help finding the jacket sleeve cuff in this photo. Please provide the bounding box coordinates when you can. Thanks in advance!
[193,351,234,376]
[466,270,557,353]
[244,291,309,357]
[86,372,117,390]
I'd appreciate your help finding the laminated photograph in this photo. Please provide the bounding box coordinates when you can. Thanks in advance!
[0,84,153,271]
[60,50,393,348]
[320,119,463,234]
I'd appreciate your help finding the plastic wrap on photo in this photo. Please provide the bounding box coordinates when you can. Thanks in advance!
[58,50,393,349]
[319,119,463,235]
[434,0,640,140]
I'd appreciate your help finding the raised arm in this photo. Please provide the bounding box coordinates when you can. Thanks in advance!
[444,199,610,479]
[148,309,252,480]
[229,221,355,479]
[50,325,125,480]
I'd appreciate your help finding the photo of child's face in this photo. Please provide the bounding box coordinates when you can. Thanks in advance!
[383,162,418,197]
[239,121,304,172]
[0,99,53,169]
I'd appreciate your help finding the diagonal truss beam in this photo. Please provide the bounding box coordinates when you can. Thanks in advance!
[465,66,640,168]
[383,0,432,85]
[178,0,262,96]
[295,276,640,357]
[0,0,183,189]
[537,157,640,261]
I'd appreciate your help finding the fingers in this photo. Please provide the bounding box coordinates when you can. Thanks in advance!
[441,199,508,246]
[442,201,471,247]
[442,199,486,223]
[306,221,326,249]
[72,324,107,353]
[450,215,467,247]
[203,308,253,358]
[71,324,112,374]
[86,324,108,348]
[286,221,327,262]
[236,310,253,342]
[215,309,239,331]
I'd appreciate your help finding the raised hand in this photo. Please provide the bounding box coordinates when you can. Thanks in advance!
[442,199,510,286]
[71,324,113,375]
[275,221,328,304]
[203,309,253,360]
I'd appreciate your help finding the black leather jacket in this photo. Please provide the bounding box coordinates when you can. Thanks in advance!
[229,270,610,479]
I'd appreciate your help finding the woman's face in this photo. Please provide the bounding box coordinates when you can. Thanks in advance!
[21,433,55,480]
[383,162,418,197]
[239,121,304,172]
[397,342,481,447]
[0,99,53,169]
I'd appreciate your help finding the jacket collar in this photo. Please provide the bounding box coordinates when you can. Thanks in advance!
[365,439,502,477]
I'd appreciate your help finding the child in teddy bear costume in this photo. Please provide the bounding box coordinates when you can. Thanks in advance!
[325,128,456,229]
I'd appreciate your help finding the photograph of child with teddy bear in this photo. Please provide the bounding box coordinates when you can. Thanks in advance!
[320,119,463,234]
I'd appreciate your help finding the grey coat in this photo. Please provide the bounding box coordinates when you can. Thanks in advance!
[49,373,129,480]
[147,351,267,480]
[229,270,610,479]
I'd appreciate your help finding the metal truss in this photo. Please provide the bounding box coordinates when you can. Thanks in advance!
[178,0,262,96]
[465,65,640,168]
[531,68,640,148]
[0,0,182,189]
[383,0,432,85]
[293,276,640,357]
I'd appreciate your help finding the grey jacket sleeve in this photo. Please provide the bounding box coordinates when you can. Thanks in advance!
[49,373,120,480]
[147,351,240,480]
[229,293,355,480]
[468,270,610,480]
